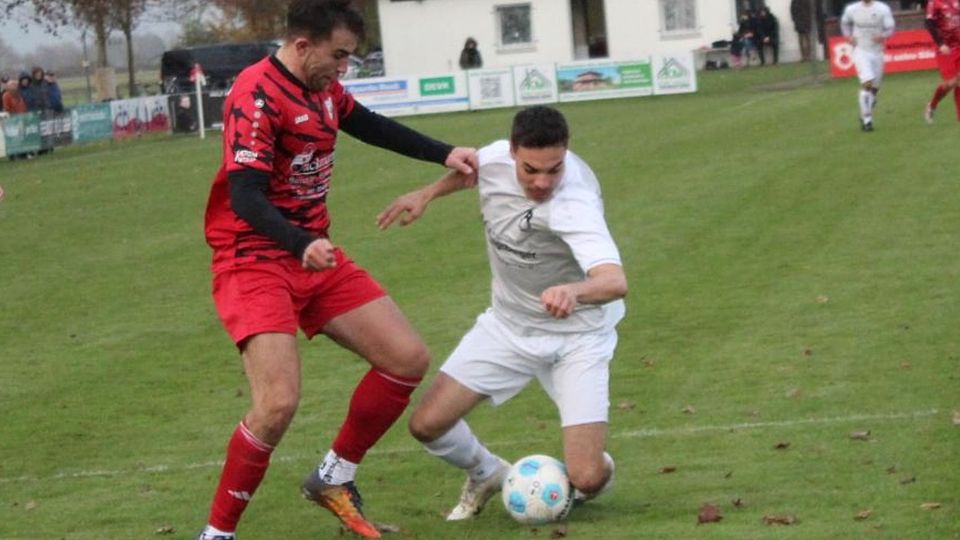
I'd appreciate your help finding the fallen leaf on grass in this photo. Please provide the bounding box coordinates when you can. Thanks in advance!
[803,348,814,356]
[816,295,830,304]
[849,430,871,441]
[900,476,916,485]
[697,503,723,524]
[154,525,175,535]
[952,410,960,426]
[774,441,791,450]
[920,502,941,511]
[659,466,677,474]
[617,400,636,411]
[854,509,873,521]
[886,465,897,474]
[732,497,745,508]
[24,500,37,511]
[786,387,802,399]
[763,514,798,525]
[899,361,912,370]
[682,405,696,415]
[642,357,656,368]
[550,524,568,538]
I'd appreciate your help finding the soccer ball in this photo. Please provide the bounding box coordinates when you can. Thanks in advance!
[501,454,573,525]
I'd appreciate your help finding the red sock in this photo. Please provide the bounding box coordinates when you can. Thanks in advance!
[207,422,274,532]
[931,83,950,110]
[954,87,960,121]
[332,369,421,463]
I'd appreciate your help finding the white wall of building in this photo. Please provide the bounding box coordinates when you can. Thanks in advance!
[377,0,809,77]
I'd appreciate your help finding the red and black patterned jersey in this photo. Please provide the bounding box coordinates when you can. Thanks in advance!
[205,55,355,271]
[927,0,960,49]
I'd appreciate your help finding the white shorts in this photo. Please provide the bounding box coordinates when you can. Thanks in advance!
[440,309,618,427]
[854,48,885,85]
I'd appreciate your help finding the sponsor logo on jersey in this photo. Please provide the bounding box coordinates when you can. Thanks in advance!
[295,113,309,124]
[234,149,258,163]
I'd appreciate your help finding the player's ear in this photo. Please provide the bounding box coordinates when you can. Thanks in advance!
[293,37,312,56]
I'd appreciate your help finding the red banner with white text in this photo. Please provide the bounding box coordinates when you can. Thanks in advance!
[828,30,938,78]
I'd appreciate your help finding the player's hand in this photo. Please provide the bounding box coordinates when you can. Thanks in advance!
[541,285,577,319]
[301,238,337,271]
[377,189,431,229]
[445,147,478,177]
[940,44,951,55]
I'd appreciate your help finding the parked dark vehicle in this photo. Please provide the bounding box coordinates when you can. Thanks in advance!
[161,41,280,93]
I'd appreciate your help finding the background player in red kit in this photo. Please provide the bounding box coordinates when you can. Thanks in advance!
[924,0,960,123]
[197,1,477,539]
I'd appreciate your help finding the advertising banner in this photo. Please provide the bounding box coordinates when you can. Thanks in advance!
[512,64,559,105]
[652,52,698,95]
[40,112,74,149]
[111,96,172,139]
[72,103,113,143]
[467,68,516,110]
[344,73,469,117]
[2,112,42,156]
[557,59,654,102]
[828,30,937,78]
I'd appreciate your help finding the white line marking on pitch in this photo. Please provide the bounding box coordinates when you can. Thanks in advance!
[0,409,940,485]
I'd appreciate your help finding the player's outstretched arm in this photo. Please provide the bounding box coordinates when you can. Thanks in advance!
[377,169,476,230]
[540,264,628,319]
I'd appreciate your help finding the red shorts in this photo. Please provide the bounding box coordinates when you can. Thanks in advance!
[936,46,960,80]
[212,248,387,346]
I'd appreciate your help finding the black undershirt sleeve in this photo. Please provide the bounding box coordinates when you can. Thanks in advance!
[340,101,453,165]
[926,19,944,47]
[228,168,318,259]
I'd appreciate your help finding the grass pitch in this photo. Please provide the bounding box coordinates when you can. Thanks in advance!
[1,63,958,539]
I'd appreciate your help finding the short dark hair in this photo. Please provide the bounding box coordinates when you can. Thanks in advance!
[286,0,365,43]
[510,106,570,149]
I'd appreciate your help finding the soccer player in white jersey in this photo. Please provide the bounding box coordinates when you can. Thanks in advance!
[841,0,895,131]
[377,106,627,520]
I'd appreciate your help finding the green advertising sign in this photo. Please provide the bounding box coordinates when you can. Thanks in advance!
[419,76,455,96]
[618,63,654,88]
[72,103,114,143]
[2,112,42,155]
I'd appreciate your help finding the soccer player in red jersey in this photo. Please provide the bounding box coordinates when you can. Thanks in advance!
[924,0,960,123]
[196,1,477,539]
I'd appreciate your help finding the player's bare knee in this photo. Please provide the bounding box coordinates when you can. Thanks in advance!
[386,341,430,379]
[258,394,300,431]
[408,408,442,443]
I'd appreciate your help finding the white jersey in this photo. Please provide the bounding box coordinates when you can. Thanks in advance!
[841,1,895,54]
[476,140,624,334]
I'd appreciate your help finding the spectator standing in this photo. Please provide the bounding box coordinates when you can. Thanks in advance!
[791,0,814,61]
[23,67,49,112]
[2,78,27,114]
[45,71,64,113]
[757,6,781,65]
[459,37,483,70]
[738,10,759,66]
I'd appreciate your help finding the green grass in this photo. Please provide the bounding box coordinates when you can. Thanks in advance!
[1,62,958,539]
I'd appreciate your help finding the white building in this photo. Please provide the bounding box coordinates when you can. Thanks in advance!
[376,0,808,77]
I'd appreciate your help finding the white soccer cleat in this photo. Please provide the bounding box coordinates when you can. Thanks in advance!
[446,458,510,521]
[924,104,935,125]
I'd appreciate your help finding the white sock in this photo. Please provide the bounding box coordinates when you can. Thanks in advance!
[201,525,234,537]
[423,419,501,481]
[859,90,872,121]
[315,449,358,485]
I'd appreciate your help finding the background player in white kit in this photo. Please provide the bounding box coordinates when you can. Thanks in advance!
[377,106,627,520]
[841,0,895,131]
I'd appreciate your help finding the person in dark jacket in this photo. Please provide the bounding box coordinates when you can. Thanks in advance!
[459,37,483,70]
[791,0,814,61]
[24,67,50,112]
[738,10,759,66]
[757,6,780,65]
[44,71,64,113]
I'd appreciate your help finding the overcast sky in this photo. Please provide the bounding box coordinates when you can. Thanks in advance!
[1,18,181,55]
